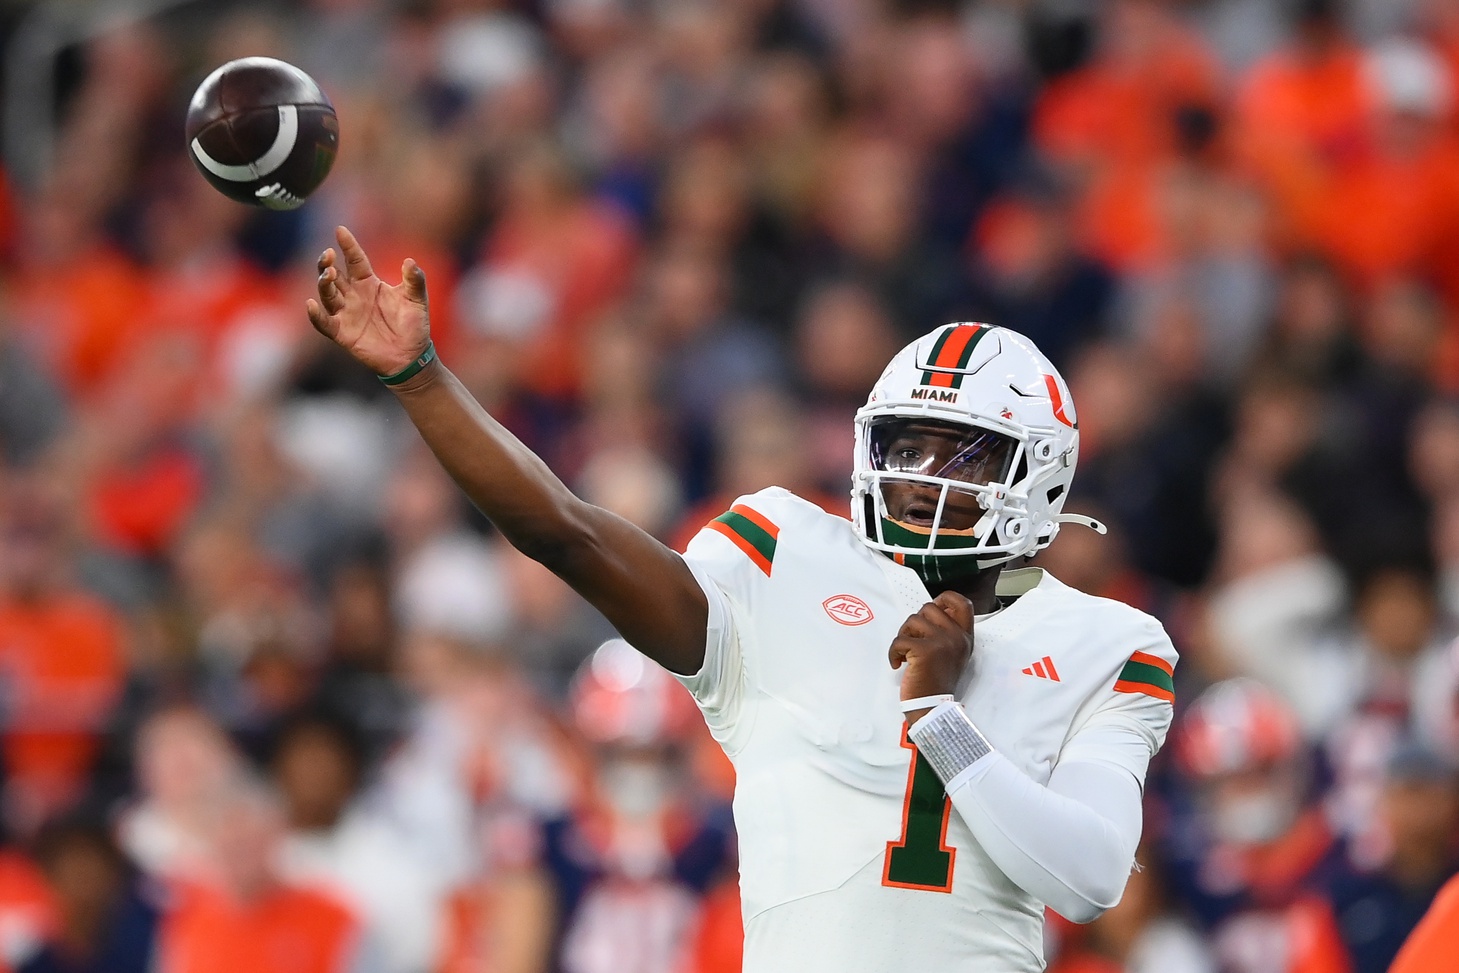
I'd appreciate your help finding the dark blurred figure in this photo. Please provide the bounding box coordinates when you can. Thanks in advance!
[0,312,68,468]
[308,558,411,765]
[1032,506,1173,621]
[883,15,1031,252]
[656,133,804,332]
[1064,342,1224,587]
[644,240,786,499]
[965,177,1117,370]
[1164,679,1351,973]
[807,129,971,339]
[273,713,438,973]
[18,818,159,973]
[1321,744,1459,973]
[791,279,899,494]
[1309,279,1442,572]
[1257,256,1362,389]
[172,518,322,761]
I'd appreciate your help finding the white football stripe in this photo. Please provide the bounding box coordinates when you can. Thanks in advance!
[190,105,299,182]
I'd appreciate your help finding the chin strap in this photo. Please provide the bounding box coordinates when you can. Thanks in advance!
[1055,513,1107,534]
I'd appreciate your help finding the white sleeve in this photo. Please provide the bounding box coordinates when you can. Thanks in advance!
[671,552,747,747]
[940,627,1176,923]
[943,753,1143,923]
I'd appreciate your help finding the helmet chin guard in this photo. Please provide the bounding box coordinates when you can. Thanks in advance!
[850,324,1102,581]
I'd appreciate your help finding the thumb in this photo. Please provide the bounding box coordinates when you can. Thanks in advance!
[933,591,975,633]
[888,640,909,669]
[402,258,429,308]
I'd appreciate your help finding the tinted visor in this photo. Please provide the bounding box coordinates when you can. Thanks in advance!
[868,418,1016,486]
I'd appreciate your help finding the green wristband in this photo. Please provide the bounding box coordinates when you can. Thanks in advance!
[378,341,437,386]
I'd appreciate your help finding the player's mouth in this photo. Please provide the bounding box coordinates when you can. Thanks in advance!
[901,502,938,527]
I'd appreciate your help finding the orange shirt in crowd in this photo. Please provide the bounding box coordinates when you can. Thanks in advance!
[1308,136,1459,292]
[1032,24,1219,270]
[160,883,359,973]
[685,880,742,973]
[1236,44,1372,163]
[88,448,205,558]
[475,200,638,402]
[1389,871,1459,973]
[7,247,146,398]
[0,848,57,973]
[0,592,124,817]
[111,255,276,410]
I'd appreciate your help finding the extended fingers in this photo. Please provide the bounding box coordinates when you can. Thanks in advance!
[337,226,375,282]
[402,258,429,308]
[305,298,337,339]
[317,264,345,313]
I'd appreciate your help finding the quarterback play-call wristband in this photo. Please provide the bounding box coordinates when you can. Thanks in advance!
[378,341,438,386]
[909,700,994,784]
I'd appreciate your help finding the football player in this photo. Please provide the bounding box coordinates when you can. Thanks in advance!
[307,227,1178,971]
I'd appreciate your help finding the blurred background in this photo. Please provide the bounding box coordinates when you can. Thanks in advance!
[1,0,1459,971]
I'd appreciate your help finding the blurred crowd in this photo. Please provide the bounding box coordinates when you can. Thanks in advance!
[4,0,1459,971]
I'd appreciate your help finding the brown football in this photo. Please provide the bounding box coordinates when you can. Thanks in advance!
[185,57,338,211]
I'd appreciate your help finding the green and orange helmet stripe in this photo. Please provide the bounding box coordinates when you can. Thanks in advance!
[919,324,991,389]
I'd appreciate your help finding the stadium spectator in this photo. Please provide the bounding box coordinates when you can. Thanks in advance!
[0,472,125,836]
[542,640,734,973]
[115,707,242,886]
[1321,743,1459,973]
[1165,680,1350,973]
[273,713,441,973]
[158,778,368,973]
[17,818,159,973]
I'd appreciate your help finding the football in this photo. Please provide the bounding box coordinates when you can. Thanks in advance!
[184,57,338,211]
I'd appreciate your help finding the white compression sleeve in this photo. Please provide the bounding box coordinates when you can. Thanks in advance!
[943,756,1144,923]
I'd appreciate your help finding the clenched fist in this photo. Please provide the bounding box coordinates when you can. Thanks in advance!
[889,591,975,724]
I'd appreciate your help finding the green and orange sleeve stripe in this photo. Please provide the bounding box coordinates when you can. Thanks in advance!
[1113,651,1175,703]
[707,504,779,576]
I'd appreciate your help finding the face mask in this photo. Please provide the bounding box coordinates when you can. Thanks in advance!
[1211,787,1297,845]
[599,759,673,820]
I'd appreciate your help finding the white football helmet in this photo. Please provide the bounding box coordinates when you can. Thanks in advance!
[851,323,1104,582]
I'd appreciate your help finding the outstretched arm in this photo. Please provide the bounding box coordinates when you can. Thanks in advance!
[306,226,708,675]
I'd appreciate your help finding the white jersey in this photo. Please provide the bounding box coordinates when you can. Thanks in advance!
[675,488,1177,972]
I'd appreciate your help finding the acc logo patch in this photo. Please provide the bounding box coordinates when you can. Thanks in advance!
[823,594,874,626]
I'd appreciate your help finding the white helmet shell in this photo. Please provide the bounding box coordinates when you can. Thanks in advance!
[851,323,1102,579]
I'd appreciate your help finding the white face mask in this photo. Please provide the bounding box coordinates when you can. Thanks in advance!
[1211,788,1297,845]
[599,759,674,820]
